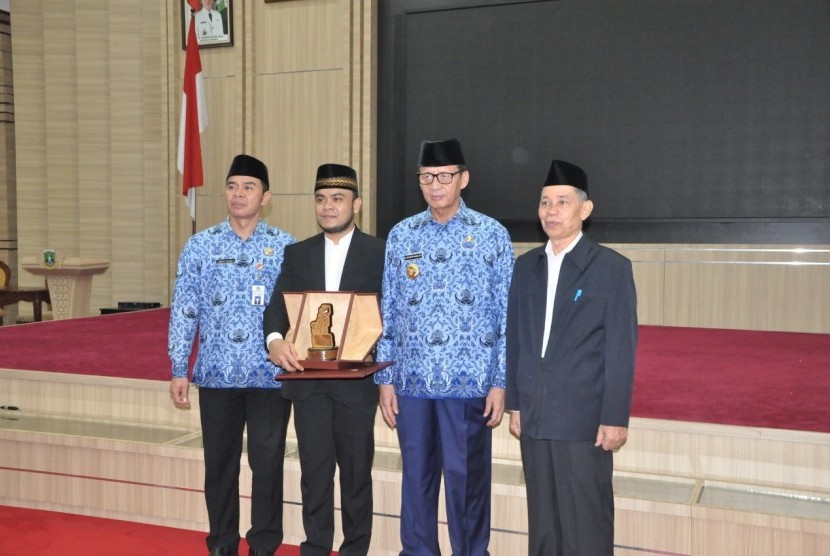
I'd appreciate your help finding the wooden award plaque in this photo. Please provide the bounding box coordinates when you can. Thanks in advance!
[279,291,388,377]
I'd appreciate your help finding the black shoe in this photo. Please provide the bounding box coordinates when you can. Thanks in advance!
[248,549,274,556]
[208,547,236,556]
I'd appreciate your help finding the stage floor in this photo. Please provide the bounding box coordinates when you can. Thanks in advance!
[0,308,828,432]
[2,362,829,555]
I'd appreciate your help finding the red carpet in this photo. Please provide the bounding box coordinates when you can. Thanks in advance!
[0,504,300,556]
[632,325,830,432]
[0,308,829,433]
[0,309,176,380]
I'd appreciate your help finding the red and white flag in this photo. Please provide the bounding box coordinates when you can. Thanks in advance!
[177,0,208,221]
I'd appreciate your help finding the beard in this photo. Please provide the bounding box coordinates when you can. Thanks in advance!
[319,215,354,235]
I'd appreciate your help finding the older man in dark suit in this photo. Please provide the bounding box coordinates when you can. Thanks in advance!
[263,163,385,556]
[505,160,638,556]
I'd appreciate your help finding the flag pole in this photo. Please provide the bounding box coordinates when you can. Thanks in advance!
[177,1,208,236]
[191,191,197,236]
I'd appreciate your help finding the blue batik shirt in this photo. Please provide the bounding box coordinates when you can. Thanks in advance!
[168,218,296,388]
[375,200,514,398]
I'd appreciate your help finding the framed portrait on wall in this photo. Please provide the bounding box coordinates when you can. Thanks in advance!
[181,0,233,49]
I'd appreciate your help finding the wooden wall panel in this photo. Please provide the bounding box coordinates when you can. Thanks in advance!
[196,76,240,197]
[109,6,146,304]
[348,0,377,232]
[12,0,170,315]
[42,3,80,257]
[252,64,348,240]
[0,11,15,322]
[691,506,830,556]
[515,242,830,333]
[256,69,344,192]
[613,245,830,333]
[7,4,47,299]
[0,11,15,275]
[137,2,169,305]
[662,247,830,332]
[615,246,667,326]
[255,0,345,74]
[10,3,41,280]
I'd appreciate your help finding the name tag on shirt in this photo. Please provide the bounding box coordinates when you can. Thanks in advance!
[251,284,266,306]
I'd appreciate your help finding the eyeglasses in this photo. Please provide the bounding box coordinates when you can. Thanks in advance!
[417,170,463,185]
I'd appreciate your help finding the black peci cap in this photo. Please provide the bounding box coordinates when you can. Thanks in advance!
[314,163,358,193]
[418,139,466,168]
[227,154,270,191]
[544,159,587,196]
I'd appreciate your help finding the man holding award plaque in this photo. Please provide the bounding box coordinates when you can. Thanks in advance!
[263,163,386,556]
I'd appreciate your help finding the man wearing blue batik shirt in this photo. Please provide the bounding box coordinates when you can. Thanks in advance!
[168,154,296,556]
[375,138,514,556]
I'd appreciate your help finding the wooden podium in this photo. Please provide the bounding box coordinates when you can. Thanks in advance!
[22,256,110,320]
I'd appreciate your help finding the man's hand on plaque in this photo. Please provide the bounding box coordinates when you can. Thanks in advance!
[268,339,304,372]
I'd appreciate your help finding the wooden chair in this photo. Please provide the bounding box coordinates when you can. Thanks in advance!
[0,260,51,325]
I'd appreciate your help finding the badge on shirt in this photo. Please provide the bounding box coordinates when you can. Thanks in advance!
[251,284,266,306]
[462,234,475,248]
[406,263,420,279]
[263,247,274,256]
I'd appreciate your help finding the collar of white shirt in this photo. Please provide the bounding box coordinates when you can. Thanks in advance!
[324,227,355,291]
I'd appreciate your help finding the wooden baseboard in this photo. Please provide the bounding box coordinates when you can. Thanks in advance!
[2,369,829,555]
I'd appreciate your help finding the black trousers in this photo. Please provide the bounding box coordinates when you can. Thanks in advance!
[520,437,614,556]
[293,391,377,556]
[199,387,291,553]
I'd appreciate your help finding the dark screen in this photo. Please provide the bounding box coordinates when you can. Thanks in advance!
[378,0,830,243]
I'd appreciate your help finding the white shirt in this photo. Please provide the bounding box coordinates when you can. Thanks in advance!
[266,228,354,347]
[541,232,582,356]
[194,9,224,42]
[324,228,354,291]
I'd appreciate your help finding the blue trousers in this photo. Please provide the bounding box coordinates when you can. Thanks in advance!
[396,396,492,556]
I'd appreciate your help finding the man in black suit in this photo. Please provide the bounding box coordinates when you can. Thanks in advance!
[263,163,385,556]
[505,160,638,556]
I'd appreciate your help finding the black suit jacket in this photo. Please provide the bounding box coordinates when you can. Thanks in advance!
[505,235,638,441]
[263,228,386,403]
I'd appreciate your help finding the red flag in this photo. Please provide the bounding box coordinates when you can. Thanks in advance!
[177,0,208,220]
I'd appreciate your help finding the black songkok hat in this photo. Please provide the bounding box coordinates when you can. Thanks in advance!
[227,154,270,191]
[545,160,588,196]
[418,139,466,167]
[314,163,358,193]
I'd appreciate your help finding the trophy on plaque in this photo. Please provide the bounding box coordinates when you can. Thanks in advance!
[276,291,394,379]
[307,303,339,361]
[281,291,390,373]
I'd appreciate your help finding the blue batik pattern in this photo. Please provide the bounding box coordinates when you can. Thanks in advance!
[375,200,514,398]
[168,219,296,388]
